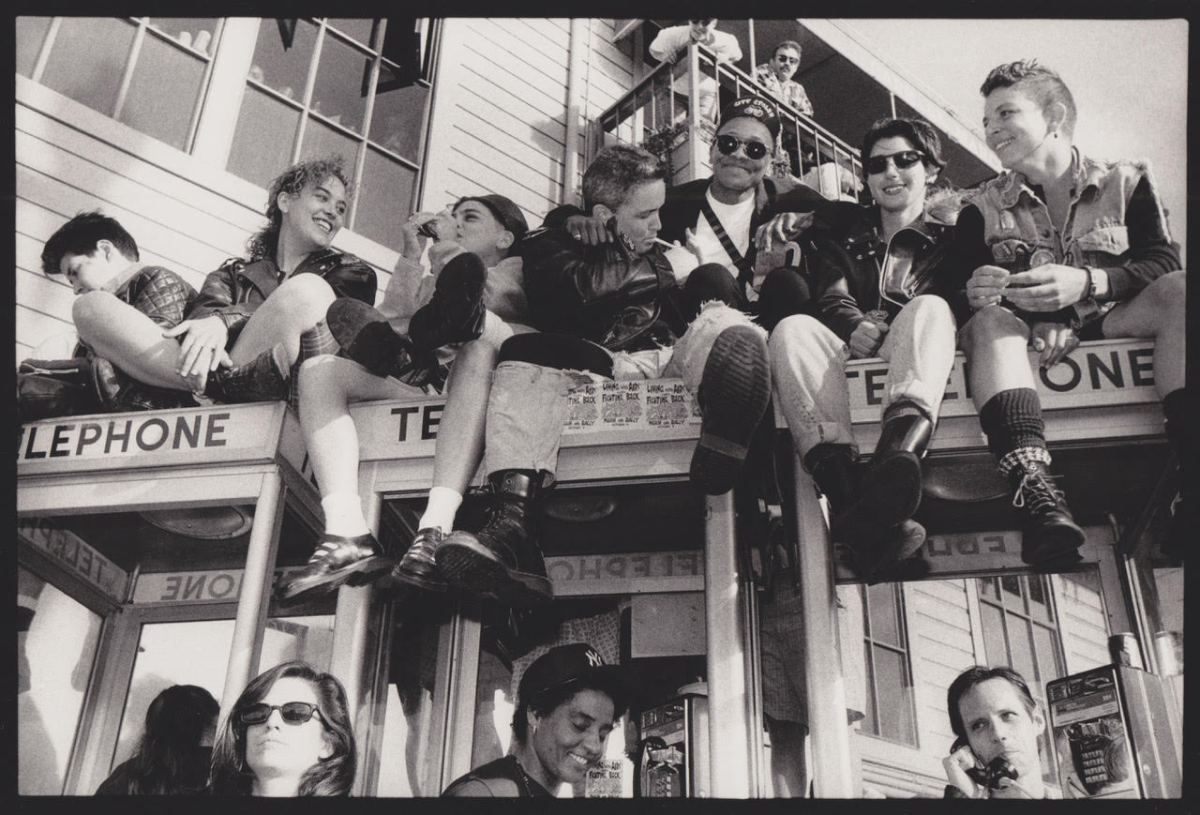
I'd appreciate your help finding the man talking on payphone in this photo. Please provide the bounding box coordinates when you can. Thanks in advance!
[943,666,1054,799]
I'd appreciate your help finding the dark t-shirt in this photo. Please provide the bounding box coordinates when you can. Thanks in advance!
[442,755,554,798]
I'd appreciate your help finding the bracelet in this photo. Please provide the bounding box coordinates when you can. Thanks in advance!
[1082,267,1099,304]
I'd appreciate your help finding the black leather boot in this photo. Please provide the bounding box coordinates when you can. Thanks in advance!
[804,443,858,517]
[408,252,487,351]
[436,470,554,607]
[1007,459,1085,568]
[275,532,393,603]
[326,298,418,380]
[389,527,449,592]
[205,348,286,403]
[834,408,932,535]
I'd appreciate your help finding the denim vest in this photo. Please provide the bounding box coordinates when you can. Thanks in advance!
[966,150,1169,272]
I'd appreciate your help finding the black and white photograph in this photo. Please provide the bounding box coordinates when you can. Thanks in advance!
[13,13,1189,799]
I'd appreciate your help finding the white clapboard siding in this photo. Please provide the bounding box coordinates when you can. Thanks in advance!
[1052,574,1111,674]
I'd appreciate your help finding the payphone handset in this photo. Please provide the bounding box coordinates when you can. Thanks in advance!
[948,737,1019,791]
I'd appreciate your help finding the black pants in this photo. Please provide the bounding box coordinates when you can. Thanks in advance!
[757,266,813,332]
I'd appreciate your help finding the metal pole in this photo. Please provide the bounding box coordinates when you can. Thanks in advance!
[704,491,751,798]
[330,487,384,717]
[792,463,855,797]
[220,469,284,720]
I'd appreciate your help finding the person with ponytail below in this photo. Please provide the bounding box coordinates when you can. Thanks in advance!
[956,60,1186,567]
[95,685,218,795]
[209,661,355,797]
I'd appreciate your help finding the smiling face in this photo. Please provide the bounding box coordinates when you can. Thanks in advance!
[451,200,511,265]
[243,676,332,791]
[866,135,934,216]
[710,117,773,195]
[605,179,665,255]
[59,241,130,294]
[770,46,800,81]
[958,678,1045,788]
[278,175,348,253]
[983,85,1057,172]
[529,688,616,787]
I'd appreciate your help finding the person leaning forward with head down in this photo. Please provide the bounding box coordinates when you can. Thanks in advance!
[442,643,630,797]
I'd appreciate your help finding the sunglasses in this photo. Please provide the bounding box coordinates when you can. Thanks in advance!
[716,134,770,161]
[775,54,800,64]
[864,150,926,175]
[237,701,325,727]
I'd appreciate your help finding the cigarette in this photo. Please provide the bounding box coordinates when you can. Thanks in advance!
[653,238,675,248]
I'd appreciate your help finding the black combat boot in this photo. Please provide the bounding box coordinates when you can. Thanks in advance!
[808,443,926,582]
[408,252,487,351]
[205,348,287,403]
[389,527,449,592]
[275,532,394,603]
[1005,457,1085,569]
[436,470,554,607]
[326,298,418,380]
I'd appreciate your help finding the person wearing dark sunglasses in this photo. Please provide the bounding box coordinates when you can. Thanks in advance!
[769,117,966,582]
[753,41,813,118]
[209,661,355,796]
[955,60,1185,566]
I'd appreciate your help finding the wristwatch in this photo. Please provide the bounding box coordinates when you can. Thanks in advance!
[1068,267,1104,330]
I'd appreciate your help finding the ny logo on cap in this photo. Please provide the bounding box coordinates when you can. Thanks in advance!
[585,648,604,668]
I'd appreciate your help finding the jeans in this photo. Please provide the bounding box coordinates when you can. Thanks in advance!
[483,301,764,479]
[769,294,955,459]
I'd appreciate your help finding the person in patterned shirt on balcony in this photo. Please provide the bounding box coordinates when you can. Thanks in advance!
[754,40,813,118]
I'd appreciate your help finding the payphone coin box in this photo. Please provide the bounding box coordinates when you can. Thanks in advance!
[1047,665,1181,798]
[638,692,710,797]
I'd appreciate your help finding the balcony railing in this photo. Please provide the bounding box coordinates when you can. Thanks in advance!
[593,43,862,199]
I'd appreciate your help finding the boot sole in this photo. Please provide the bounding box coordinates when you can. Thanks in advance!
[690,326,771,495]
[437,535,553,607]
[386,562,449,592]
[847,518,926,584]
[276,555,394,602]
[1022,520,1086,569]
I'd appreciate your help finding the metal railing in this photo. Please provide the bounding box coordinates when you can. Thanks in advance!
[593,43,862,199]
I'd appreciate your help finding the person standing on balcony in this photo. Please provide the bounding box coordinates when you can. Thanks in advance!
[768,118,965,582]
[956,60,1186,565]
[753,41,813,118]
[649,19,742,122]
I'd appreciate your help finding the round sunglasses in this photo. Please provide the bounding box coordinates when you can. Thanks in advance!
[715,134,770,161]
[864,150,926,175]
[237,701,326,727]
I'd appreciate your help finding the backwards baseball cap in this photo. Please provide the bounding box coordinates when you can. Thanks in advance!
[517,643,631,717]
[454,194,529,250]
[718,96,781,141]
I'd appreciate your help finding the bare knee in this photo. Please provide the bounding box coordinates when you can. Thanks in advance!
[961,305,1028,351]
[276,274,337,320]
[1150,270,1186,318]
[456,337,499,371]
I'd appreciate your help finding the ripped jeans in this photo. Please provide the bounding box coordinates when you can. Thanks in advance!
[482,301,764,479]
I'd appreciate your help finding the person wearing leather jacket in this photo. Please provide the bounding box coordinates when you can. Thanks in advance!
[60,155,376,407]
[769,117,962,582]
[429,142,773,608]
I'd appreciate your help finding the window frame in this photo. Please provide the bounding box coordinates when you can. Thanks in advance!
[859,582,920,748]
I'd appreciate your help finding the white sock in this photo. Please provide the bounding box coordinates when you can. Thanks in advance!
[417,487,463,533]
[321,492,370,537]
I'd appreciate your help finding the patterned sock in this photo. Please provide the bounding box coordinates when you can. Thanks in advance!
[288,321,341,410]
[979,388,1045,462]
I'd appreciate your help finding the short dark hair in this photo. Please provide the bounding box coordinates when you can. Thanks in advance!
[210,660,355,796]
[980,59,1077,138]
[860,117,946,182]
[946,665,1039,741]
[247,156,353,261]
[582,144,666,212]
[41,211,139,276]
[773,40,802,60]
[511,681,628,745]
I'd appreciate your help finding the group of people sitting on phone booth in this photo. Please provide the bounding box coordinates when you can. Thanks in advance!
[21,56,1189,798]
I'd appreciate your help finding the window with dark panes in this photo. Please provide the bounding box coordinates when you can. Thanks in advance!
[860,583,918,746]
[227,18,438,252]
[976,575,1066,785]
[17,17,221,151]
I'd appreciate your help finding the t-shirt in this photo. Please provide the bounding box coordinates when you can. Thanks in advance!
[691,190,757,295]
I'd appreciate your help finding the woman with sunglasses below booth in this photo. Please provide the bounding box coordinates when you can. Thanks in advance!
[209,661,355,797]
[767,118,967,583]
[442,644,629,798]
